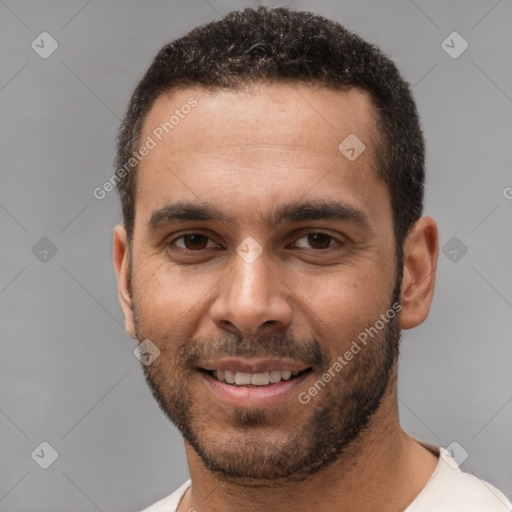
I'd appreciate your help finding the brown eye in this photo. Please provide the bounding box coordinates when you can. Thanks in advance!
[180,234,210,250]
[307,233,333,249]
[169,233,217,254]
[294,232,338,250]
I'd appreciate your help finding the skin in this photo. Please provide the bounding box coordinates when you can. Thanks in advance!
[113,82,439,512]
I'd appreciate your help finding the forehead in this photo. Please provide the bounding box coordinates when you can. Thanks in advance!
[134,82,388,231]
[141,81,378,160]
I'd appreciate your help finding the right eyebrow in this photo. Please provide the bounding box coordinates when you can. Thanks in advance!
[148,202,225,231]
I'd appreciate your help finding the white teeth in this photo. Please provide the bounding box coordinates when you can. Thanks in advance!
[251,372,270,385]
[212,369,302,386]
[269,370,282,383]
[235,372,252,385]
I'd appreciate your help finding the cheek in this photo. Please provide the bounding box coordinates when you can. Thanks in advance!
[133,260,217,331]
[132,246,396,347]
[294,267,394,348]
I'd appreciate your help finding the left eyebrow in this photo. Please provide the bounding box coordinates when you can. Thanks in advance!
[267,200,370,227]
[147,199,370,231]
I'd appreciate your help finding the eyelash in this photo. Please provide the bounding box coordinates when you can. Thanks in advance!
[167,232,345,255]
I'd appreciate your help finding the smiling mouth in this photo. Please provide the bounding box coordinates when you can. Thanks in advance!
[200,368,312,387]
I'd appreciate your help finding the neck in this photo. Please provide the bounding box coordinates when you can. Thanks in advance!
[178,369,438,512]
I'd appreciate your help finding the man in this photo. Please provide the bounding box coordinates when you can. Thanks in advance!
[112,6,511,512]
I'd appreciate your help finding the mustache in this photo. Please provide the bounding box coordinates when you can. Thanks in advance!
[176,333,330,370]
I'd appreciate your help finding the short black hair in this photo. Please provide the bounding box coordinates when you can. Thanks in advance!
[115,6,424,264]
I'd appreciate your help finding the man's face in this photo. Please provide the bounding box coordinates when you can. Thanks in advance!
[124,82,401,483]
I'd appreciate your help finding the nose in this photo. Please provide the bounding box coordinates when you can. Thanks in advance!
[209,247,293,337]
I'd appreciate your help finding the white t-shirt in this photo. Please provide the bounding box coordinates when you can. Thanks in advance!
[140,443,512,512]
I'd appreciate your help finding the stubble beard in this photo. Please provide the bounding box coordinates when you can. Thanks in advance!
[133,305,401,485]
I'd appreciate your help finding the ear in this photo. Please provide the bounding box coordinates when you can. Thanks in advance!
[113,224,136,338]
[399,216,439,330]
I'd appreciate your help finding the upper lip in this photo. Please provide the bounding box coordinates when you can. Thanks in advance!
[198,357,311,374]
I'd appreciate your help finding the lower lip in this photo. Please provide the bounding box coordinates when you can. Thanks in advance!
[200,370,311,407]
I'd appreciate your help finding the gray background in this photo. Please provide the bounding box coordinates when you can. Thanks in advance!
[1,0,511,510]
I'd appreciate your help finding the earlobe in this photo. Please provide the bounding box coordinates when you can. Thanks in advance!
[398,216,439,330]
[113,224,136,338]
